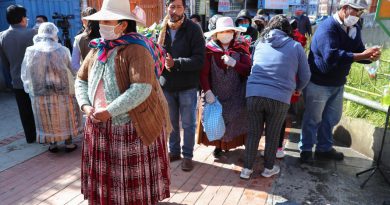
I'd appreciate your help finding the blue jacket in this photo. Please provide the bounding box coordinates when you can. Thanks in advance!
[308,16,369,86]
[246,29,311,104]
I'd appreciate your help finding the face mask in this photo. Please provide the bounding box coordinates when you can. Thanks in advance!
[99,24,121,40]
[344,15,359,27]
[239,24,249,28]
[217,33,234,44]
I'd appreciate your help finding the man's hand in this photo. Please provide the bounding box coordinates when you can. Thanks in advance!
[82,105,100,123]
[165,53,174,71]
[363,47,381,60]
[369,47,381,61]
[93,108,111,123]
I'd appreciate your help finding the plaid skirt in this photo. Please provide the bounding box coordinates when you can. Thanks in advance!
[81,119,170,205]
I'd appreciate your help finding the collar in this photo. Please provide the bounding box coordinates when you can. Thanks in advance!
[333,13,348,32]
[10,24,25,29]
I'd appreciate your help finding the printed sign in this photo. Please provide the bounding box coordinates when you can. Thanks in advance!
[264,0,289,9]
[218,0,230,12]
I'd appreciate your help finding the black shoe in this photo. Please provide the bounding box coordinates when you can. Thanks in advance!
[315,148,344,161]
[65,144,78,153]
[213,148,223,158]
[300,151,314,163]
[48,146,59,153]
[169,153,181,162]
[26,139,36,144]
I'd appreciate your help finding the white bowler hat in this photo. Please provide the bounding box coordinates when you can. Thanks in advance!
[204,17,246,38]
[83,0,144,25]
[339,0,368,10]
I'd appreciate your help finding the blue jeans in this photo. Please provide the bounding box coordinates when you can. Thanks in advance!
[163,88,198,159]
[299,82,344,152]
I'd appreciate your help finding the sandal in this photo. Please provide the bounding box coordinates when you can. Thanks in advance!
[65,144,78,153]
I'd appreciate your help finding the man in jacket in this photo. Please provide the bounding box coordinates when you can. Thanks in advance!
[294,10,312,36]
[158,0,205,171]
[300,0,381,163]
[0,5,37,143]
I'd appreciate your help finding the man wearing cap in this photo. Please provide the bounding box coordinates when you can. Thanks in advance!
[0,5,37,143]
[300,0,381,163]
[294,9,312,36]
[158,0,205,172]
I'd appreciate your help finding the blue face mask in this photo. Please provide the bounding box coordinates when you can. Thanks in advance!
[239,24,250,28]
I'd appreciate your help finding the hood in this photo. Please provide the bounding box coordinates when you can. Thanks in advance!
[263,29,292,48]
[235,9,252,26]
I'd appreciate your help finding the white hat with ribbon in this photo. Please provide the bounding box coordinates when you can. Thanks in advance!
[83,0,145,26]
[204,17,246,38]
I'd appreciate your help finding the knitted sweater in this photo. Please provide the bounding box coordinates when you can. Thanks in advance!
[76,44,172,146]
[308,16,370,86]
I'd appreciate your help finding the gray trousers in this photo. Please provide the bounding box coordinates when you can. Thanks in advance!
[244,97,289,169]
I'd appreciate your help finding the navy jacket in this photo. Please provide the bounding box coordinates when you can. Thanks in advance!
[308,16,370,86]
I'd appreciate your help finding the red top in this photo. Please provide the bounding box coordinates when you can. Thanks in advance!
[293,29,307,48]
[200,40,252,91]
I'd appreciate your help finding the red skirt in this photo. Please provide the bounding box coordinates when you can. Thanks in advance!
[81,119,170,205]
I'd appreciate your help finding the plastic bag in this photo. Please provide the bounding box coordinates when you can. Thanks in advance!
[365,61,380,79]
[202,99,226,141]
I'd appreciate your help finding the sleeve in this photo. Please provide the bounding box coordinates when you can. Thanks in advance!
[296,45,311,91]
[306,17,312,36]
[106,45,155,117]
[71,40,81,72]
[313,29,354,73]
[0,36,10,73]
[172,25,206,72]
[354,32,372,64]
[75,78,91,109]
[75,49,96,110]
[233,52,252,77]
[200,53,211,91]
[21,48,32,94]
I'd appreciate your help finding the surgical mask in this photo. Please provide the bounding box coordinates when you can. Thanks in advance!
[239,24,249,28]
[344,15,360,27]
[99,24,121,40]
[217,33,234,44]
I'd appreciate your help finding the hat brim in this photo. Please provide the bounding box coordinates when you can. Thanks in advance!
[204,27,246,38]
[347,3,366,10]
[83,9,145,26]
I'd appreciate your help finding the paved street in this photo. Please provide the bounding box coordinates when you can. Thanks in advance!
[0,91,389,205]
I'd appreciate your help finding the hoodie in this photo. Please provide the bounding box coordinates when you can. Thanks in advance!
[246,29,311,104]
[235,10,258,42]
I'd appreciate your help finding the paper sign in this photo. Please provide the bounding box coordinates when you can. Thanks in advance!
[218,0,230,12]
[264,0,289,9]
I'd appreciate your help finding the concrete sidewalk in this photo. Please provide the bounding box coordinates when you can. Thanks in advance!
[0,91,389,204]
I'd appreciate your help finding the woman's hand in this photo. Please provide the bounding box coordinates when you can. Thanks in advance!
[82,105,101,123]
[292,90,302,97]
[93,108,112,123]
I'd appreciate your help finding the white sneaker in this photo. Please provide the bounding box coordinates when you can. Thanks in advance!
[260,148,285,159]
[240,168,253,179]
[261,165,280,178]
[276,148,285,159]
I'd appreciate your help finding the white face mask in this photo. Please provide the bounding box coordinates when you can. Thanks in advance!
[217,33,234,44]
[99,24,121,40]
[344,8,360,27]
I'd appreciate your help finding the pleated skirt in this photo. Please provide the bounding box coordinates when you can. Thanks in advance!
[81,119,170,205]
[31,94,83,143]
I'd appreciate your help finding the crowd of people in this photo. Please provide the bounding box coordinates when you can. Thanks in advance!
[0,0,382,204]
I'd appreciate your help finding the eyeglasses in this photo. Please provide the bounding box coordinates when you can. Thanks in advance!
[349,6,365,17]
